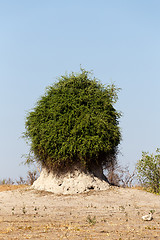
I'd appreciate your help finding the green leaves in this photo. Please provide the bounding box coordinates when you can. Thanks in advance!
[136,149,160,193]
[24,69,121,171]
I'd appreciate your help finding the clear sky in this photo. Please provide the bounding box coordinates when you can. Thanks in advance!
[0,0,160,180]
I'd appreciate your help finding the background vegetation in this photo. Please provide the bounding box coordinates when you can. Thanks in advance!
[136,149,160,193]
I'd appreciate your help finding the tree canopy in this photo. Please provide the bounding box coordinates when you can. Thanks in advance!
[24,69,121,173]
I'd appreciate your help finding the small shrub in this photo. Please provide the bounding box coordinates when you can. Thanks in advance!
[0,178,14,185]
[16,176,26,185]
[86,215,97,225]
[26,170,38,185]
[136,149,160,194]
[105,164,135,187]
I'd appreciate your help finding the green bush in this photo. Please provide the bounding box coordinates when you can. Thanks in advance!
[136,149,160,193]
[24,69,121,173]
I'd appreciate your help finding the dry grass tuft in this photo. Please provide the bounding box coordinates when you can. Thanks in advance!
[0,185,28,192]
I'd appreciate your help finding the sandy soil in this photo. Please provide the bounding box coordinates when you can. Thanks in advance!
[0,186,160,240]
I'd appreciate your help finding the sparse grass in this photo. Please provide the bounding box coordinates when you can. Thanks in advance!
[34,206,39,215]
[0,187,160,239]
[150,209,155,214]
[132,185,145,190]
[22,206,26,215]
[119,205,125,211]
[12,207,15,215]
[44,205,47,211]
[86,215,97,225]
[0,185,28,192]
[87,203,97,208]
[132,185,160,195]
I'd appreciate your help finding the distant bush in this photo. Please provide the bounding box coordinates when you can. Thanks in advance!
[136,149,160,194]
[0,170,38,186]
[24,69,121,173]
[26,170,38,185]
[0,178,14,185]
[105,164,135,187]
[15,176,26,185]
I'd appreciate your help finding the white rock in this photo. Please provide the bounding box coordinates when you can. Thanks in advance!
[142,213,153,221]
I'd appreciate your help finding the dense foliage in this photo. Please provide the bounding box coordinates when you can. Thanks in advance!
[136,149,160,193]
[24,69,121,172]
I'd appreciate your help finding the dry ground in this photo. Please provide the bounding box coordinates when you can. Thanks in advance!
[0,185,160,240]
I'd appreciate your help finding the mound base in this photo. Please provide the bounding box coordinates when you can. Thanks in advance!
[32,167,110,194]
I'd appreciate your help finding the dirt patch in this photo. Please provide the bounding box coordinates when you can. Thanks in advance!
[0,185,28,192]
[0,186,160,239]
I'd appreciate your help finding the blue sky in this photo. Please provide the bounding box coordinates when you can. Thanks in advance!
[0,0,160,179]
